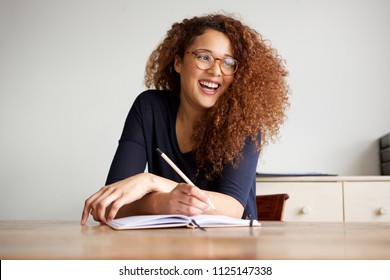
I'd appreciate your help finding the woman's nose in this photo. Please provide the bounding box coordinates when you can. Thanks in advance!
[207,59,223,76]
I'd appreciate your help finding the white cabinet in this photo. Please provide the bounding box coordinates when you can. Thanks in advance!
[344,182,390,222]
[256,181,343,222]
[256,176,390,222]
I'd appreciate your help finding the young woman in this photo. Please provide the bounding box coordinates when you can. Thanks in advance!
[81,13,289,225]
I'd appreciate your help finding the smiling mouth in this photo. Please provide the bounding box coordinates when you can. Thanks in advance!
[199,80,220,92]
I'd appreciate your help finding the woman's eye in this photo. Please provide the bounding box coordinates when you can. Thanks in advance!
[197,53,212,62]
[224,59,236,67]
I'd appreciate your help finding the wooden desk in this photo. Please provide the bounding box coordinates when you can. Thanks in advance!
[1,221,389,259]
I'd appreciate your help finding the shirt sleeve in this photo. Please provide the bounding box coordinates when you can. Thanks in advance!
[105,96,147,185]
[217,135,260,218]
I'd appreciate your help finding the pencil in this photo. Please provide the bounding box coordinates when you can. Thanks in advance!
[156,148,216,210]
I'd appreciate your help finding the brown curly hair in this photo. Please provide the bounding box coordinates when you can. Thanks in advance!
[145,13,289,179]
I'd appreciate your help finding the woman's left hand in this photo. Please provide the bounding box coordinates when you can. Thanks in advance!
[155,183,212,216]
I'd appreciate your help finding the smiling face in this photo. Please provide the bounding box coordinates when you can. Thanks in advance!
[174,29,235,112]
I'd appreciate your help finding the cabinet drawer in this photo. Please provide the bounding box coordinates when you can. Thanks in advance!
[344,182,390,222]
[256,182,343,222]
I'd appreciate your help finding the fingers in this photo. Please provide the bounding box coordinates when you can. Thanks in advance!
[81,190,103,225]
[182,183,212,205]
[81,208,89,225]
[173,183,213,215]
[106,196,128,221]
[81,185,122,224]
[81,174,155,224]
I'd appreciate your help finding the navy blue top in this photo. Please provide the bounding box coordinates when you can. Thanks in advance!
[106,90,260,219]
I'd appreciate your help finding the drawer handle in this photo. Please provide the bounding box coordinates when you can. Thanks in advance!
[378,207,388,215]
[301,206,311,214]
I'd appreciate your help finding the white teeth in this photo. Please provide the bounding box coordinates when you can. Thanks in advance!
[199,81,219,89]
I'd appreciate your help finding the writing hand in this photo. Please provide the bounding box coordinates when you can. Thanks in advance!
[160,183,212,216]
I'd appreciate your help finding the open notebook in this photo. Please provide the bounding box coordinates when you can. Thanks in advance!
[107,214,260,230]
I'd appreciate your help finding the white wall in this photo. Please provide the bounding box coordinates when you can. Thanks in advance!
[1,0,389,220]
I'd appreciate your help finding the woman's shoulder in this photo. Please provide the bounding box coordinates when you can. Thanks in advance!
[132,89,179,117]
[136,89,178,104]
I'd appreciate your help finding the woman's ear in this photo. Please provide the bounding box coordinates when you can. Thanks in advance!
[174,56,182,73]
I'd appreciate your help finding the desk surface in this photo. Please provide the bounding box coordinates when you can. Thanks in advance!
[1,221,389,260]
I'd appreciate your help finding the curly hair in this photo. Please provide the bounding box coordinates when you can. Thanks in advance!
[145,13,289,179]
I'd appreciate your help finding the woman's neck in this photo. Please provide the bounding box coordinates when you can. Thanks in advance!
[176,102,204,153]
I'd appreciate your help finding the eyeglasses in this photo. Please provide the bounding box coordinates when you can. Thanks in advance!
[186,50,238,76]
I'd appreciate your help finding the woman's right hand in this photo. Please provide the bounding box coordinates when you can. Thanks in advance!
[155,183,213,216]
[81,173,171,225]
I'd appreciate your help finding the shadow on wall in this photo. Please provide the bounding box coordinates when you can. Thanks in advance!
[348,139,381,175]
